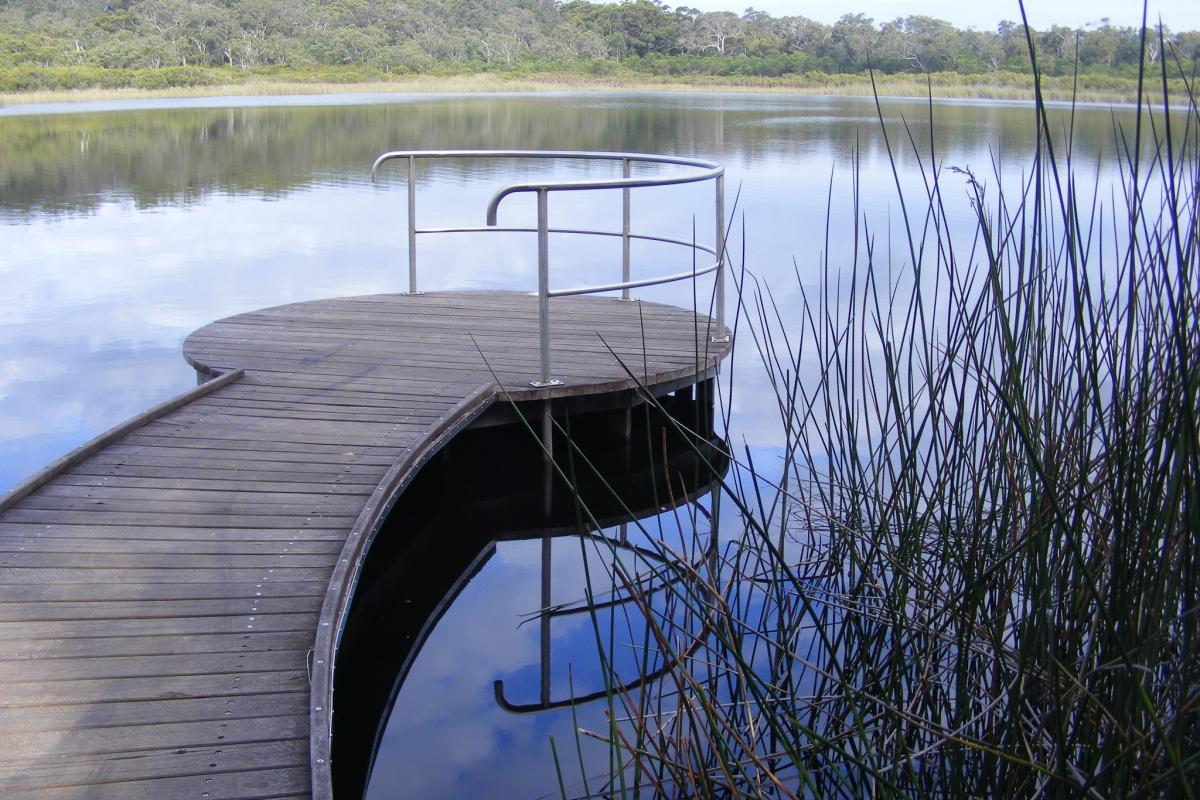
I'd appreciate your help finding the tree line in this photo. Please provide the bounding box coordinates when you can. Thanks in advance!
[1,0,1197,79]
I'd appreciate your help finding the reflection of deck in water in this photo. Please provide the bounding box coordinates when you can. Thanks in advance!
[0,291,730,798]
[336,400,727,800]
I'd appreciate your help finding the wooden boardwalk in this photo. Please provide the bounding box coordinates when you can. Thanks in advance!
[0,291,730,799]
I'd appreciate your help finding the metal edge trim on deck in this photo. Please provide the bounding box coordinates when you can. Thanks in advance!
[0,369,246,513]
[309,383,498,800]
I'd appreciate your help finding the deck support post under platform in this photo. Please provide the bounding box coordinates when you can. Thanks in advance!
[541,399,553,463]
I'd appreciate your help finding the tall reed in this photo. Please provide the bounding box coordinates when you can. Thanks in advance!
[547,21,1200,799]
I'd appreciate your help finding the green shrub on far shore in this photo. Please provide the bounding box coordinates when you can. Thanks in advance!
[0,62,1186,106]
[0,65,227,92]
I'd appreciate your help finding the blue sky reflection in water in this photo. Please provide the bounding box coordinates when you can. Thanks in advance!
[365,528,689,799]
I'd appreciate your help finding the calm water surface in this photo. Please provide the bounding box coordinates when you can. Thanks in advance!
[0,91,1135,796]
[0,92,1135,492]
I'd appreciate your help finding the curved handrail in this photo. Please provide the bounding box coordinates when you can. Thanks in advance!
[371,149,728,386]
[370,149,722,180]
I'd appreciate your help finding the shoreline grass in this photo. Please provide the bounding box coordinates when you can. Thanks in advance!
[0,68,1176,109]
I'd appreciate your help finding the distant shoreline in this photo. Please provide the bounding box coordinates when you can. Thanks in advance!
[0,70,1160,109]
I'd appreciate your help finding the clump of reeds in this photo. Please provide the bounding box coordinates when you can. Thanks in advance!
[548,20,1200,800]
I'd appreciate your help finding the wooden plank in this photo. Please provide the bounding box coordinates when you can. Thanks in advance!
[188,324,713,359]
[0,510,358,528]
[68,463,385,484]
[130,427,422,451]
[0,650,307,683]
[0,692,308,733]
[0,670,309,707]
[43,474,376,495]
[0,739,306,793]
[190,308,711,336]
[186,334,709,369]
[5,765,309,800]
[201,390,464,411]
[185,351,694,383]
[236,297,709,325]
[140,427,428,452]
[213,315,716,343]
[218,372,472,396]
[0,550,327,569]
[0,596,323,623]
[0,565,334,584]
[0,614,315,640]
[88,444,397,467]
[0,631,313,660]
[170,403,446,424]
[0,536,341,556]
[0,581,326,602]
[153,412,426,437]
[0,523,347,543]
[118,431,412,454]
[187,326,700,357]
[201,331,713,358]
[15,496,365,517]
[0,715,306,761]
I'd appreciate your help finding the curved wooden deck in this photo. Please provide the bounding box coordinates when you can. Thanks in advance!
[0,291,730,799]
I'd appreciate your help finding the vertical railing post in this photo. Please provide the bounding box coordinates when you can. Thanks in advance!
[622,158,631,300]
[532,188,560,389]
[407,155,418,294]
[713,173,728,342]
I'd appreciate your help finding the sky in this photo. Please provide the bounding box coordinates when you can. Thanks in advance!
[673,0,1200,32]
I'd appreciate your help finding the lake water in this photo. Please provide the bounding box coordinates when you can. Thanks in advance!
[0,92,1136,493]
[0,91,1136,796]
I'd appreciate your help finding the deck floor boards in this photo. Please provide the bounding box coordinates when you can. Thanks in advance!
[0,291,730,797]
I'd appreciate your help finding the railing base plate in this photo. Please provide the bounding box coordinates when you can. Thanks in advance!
[529,379,564,388]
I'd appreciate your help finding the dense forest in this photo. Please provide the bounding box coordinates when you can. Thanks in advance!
[1,0,1197,92]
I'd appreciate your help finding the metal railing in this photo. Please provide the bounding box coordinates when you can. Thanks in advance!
[371,150,727,387]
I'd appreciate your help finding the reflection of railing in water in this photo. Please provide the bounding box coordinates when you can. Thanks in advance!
[370,150,728,388]
[493,501,718,715]
[333,402,729,800]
